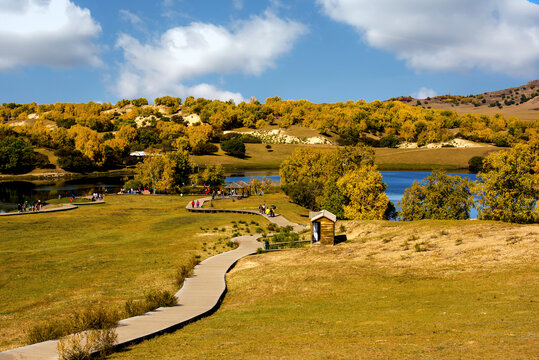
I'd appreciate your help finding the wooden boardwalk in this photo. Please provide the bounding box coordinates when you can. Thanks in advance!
[0,197,305,360]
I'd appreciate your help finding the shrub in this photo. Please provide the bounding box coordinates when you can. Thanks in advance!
[144,290,177,309]
[221,139,246,157]
[57,328,117,360]
[27,320,69,344]
[379,135,400,148]
[192,142,218,155]
[124,300,148,317]
[27,305,119,344]
[468,156,484,173]
[71,306,119,331]
[239,134,262,143]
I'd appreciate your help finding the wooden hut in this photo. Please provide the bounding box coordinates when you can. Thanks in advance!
[309,210,336,245]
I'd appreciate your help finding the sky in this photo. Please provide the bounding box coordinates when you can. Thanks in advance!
[0,0,538,105]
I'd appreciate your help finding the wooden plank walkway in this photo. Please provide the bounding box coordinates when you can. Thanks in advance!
[0,196,306,360]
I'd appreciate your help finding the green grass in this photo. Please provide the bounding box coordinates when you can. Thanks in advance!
[374,147,500,170]
[192,143,313,171]
[0,195,272,351]
[205,192,310,225]
[47,197,92,204]
[108,220,538,359]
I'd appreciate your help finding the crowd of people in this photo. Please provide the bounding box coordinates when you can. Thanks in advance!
[17,200,43,212]
[259,204,276,217]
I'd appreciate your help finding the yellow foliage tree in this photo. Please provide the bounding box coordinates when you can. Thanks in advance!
[186,124,213,149]
[337,165,389,220]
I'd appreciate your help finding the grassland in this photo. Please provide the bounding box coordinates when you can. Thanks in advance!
[374,146,500,171]
[110,220,538,359]
[192,143,501,173]
[192,143,320,171]
[204,193,310,225]
[0,194,284,351]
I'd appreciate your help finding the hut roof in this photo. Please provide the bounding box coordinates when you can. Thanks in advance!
[236,180,250,187]
[309,209,337,223]
[225,182,243,189]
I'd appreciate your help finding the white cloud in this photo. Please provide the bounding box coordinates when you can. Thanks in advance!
[317,0,539,76]
[119,9,142,26]
[114,11,307,102]
[0,0,102,70]
[412,87,437,99]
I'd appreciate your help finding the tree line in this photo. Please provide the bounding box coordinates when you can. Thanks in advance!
[0,96,537,175]
[280,143,538,224]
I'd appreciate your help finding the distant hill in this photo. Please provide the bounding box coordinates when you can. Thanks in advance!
[390,80,539,121]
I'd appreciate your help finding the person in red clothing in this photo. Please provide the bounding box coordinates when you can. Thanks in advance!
[191,200,195,207]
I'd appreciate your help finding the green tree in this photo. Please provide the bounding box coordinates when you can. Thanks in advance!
[220,139,245,157]
[193,165,225,187]
[337,165,389,220]
[0,136,38,173]
[169,150,194,187]
[476,144,538,223]
[318,180,346,219]
[468,156,484,173]
[399,171,475,221]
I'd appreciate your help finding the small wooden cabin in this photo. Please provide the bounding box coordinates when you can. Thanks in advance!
[309,210,337,245]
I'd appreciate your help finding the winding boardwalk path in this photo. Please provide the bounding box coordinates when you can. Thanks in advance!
[0,200,105,217]
[0,196,304,360]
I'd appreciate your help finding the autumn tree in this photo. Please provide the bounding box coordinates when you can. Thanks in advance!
[280,145,380,218]
[116,125,138,144]
[476,144,538,223]
[337,165,389,220]
[399,171,475,221]
[186,124,213,150]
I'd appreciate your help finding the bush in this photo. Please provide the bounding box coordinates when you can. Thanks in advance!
[239,134,262,143]
[124,300,148,317]
[71,306,119,331]
[27,320,69,344]
[379,135,400,148]
[144,290,177,309]
[192,142,218,155]
[57,328,117,360]
[27,305,119,344]
[468,156,484,173]
[221,139,245,157]
[174,256,200,288]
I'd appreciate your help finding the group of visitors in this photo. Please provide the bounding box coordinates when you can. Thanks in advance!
[17,200,43,212]
[123,188,148,194]
[259,204,276,217]
[191,199,201,208]
[91,193,104,201]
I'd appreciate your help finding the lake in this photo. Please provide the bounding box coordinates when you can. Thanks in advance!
[0,171,478,217]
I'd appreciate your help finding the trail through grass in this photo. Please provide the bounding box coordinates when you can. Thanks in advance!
[0,195,268,350]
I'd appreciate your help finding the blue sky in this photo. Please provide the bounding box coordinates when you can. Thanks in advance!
[1,0,538,104]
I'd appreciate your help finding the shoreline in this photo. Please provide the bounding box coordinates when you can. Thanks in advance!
[0,164,471,182]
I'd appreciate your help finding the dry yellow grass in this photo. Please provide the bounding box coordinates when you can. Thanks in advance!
[110,219,538,359]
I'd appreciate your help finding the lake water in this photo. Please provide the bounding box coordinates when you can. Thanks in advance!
[0,171,478,217]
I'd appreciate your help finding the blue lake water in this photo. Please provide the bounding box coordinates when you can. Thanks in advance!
[226,171,479,219]
[0,171,478,217]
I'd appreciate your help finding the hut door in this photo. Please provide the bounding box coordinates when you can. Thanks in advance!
[313,222,320,242]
